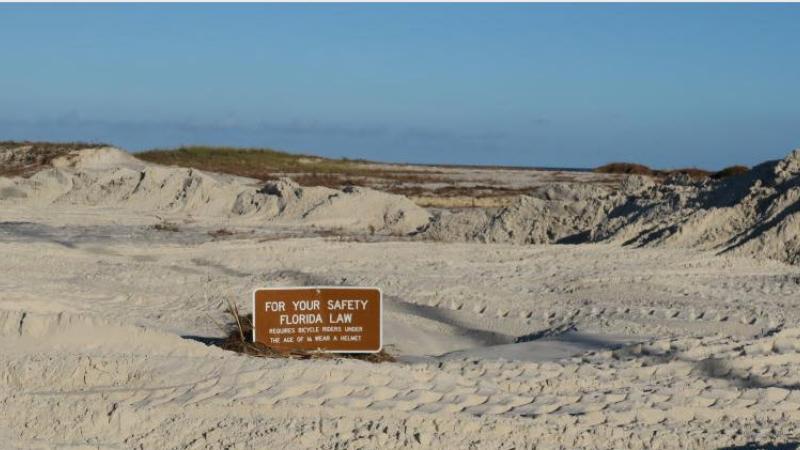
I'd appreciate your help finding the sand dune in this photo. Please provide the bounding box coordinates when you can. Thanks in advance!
[2,146,800,448]
[425,149,800,266]
[1,147,431,235]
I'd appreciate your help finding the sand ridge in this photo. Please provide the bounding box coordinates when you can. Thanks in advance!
[4,146,800,266]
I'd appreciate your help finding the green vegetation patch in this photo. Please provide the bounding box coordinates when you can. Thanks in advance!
[136,145,373,181]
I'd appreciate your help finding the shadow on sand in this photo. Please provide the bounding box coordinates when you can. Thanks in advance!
[717,443,800,450]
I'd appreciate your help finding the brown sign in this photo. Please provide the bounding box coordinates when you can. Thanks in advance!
[252,287,382,353]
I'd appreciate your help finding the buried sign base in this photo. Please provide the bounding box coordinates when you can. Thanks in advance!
[252,287,382,353]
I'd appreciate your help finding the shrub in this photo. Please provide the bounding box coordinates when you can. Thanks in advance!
[712,165,749,180]
[594,162,654,176]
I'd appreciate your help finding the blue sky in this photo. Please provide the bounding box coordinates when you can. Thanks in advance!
[1,4,799,169]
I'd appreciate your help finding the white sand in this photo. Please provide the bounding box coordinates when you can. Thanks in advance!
[2,148,800,449]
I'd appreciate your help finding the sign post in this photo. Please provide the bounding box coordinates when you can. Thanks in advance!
[252,287,382,353]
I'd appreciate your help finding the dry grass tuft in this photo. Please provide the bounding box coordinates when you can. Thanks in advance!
[0,140,109,177]
[216,298,395,363]
[292,172,367,189]
[208,228,236,238]
[151,221,181,232]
